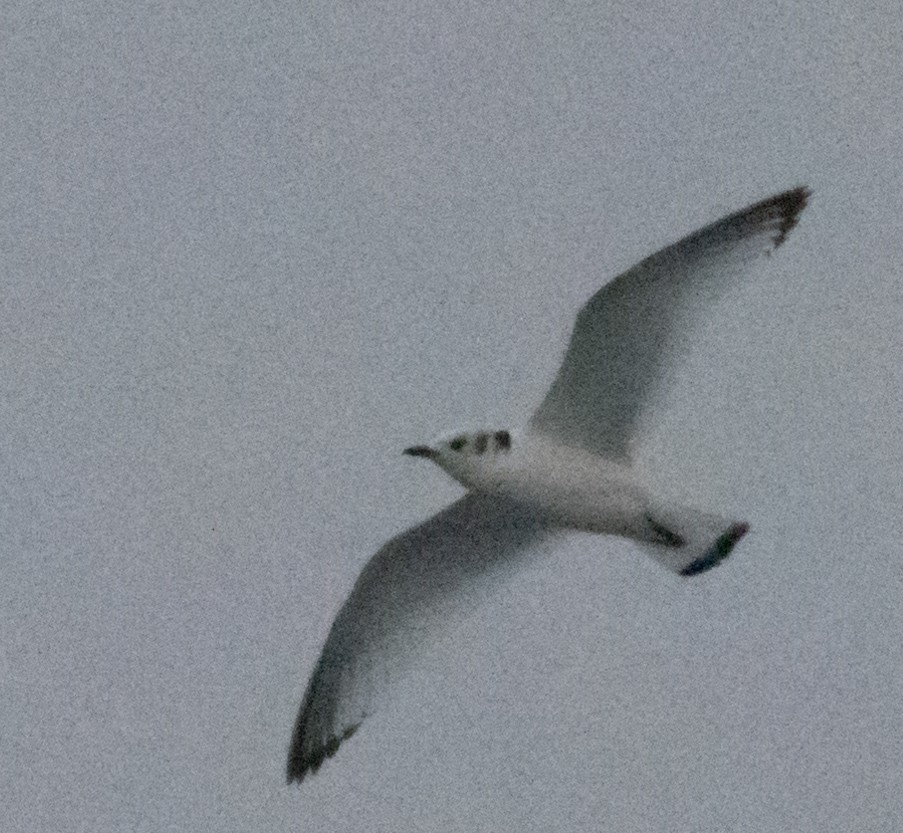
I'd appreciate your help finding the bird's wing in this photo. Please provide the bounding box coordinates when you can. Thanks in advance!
[286,493,548,783]
[529,187,810,461]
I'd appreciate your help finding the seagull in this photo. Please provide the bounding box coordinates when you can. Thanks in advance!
[287,187,810,784]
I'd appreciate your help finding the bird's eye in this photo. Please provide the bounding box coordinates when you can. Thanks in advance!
[449,436,467,452]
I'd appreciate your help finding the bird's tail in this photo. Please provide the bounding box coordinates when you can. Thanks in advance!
[640,502,749,576]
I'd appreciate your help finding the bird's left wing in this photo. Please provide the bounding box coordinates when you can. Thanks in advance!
[287,493,549,783]
[530,187,810,461]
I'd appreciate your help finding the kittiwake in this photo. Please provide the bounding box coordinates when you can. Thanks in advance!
[286,187,810,783]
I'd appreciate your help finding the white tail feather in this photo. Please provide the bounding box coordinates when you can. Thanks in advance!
[642,503,749,576]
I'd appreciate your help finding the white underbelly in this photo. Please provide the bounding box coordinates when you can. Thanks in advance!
[504,471,647,536]
[486,442,651,539]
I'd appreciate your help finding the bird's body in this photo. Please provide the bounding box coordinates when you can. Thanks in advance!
[286,186,811,784]
[422,428,654,541]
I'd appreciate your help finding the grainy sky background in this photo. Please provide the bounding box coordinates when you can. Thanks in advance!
[3,2,902,831]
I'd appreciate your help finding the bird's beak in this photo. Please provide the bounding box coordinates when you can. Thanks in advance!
[403,445,436,459]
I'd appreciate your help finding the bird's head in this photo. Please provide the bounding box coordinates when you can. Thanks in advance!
[403,429,514,489]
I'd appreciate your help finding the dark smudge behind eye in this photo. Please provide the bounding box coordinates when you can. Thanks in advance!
[494,430,511,450]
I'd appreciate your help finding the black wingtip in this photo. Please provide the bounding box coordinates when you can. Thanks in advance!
[286,722,362,785]
[767,186,811,248]
[679,522,749,577]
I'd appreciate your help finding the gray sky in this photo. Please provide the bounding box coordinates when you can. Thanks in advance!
[3,2,902,831]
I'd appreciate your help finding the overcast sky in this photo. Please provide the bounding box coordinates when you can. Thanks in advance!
[3,2,903,831]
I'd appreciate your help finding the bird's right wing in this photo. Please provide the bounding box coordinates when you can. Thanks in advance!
[530,188,810,461]
[287,493,549,783]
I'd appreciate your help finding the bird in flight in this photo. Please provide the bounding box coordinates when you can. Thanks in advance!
[287,187,810,784]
